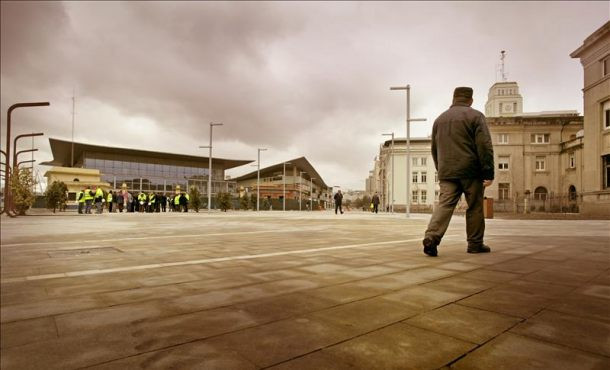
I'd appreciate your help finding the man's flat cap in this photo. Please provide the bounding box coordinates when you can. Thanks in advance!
[453,87,473,99]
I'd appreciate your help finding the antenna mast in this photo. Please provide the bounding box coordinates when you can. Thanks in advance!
[500,50,507,82]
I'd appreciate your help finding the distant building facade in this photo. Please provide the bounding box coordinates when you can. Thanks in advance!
[570,21,610,216]
[41,138,252,202]
[232,157,331,209]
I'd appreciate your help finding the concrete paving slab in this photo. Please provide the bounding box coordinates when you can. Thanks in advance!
[511,309,610,357]
[320,323,476,369]
[451,332,610,370]
[406,303,522,344]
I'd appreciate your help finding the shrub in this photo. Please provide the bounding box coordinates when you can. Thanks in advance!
[189,186,202,212]
[10,167,37,215]
[45,180,68,213]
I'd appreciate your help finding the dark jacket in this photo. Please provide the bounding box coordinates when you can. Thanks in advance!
[432,102,494,180]
[372,195,380,205]
[334,192,343,204]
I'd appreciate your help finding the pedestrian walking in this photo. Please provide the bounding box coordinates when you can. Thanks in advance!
[372,193,380,214]
[422,87,494,257]
[334,190,344,214]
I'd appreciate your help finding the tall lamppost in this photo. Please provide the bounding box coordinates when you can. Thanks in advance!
[382,133,395,213]
[257,148,267,211]
[390,85,426,218]
[4,103,49,216]
[299,171,307,211]
[199,122,223,212]
[283,161,291,211]
[310,178,316,211]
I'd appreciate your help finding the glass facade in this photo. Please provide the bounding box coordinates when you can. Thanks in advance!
[82,151,235,194]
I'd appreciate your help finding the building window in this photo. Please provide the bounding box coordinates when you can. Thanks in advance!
[435,171,438,183]
[412,190,418,204]
[535,156,546,171]
[435,190,439,201]
[531,133,550,144]
[499,102,503,112]
[421,190,427,203]
[569,153,575,169]
[604,56,610,77]
[498,183,510,200]
[534,186,548,200]
[421,157,427,166]
[498,156,509,170]
[604,100,610,129]
[568,185,577,201]
[604,155,610,189]
[513,102,517,112]
[421,172,427,183]
[498,133,509,144]
[412,172,418,183]
[412,157,418,166]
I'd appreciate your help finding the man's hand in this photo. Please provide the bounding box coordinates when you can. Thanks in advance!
[483,179,493,187]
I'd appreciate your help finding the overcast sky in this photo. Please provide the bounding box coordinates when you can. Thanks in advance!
[1,1,608,190]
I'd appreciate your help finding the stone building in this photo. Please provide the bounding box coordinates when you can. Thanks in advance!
[486,112,584,211]
[570,21,610,216]
[369,138,439,212]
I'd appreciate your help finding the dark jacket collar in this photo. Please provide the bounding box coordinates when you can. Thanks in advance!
[450,102,471,108]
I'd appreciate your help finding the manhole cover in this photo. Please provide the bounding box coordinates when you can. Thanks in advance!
[48,247,123,258]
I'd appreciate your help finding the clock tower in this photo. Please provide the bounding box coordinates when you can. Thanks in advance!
[484,81,523,117]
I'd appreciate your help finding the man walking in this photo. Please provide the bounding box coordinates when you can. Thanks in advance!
[422,87,494,257]
[334,190,344,215]
[372,192,380,214]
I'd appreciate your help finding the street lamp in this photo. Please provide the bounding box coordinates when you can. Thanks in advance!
[310,178,316,211]
[283,161,292,211]
[299,171,307,211]
[199,122,223,212]
[17,159,35,168]
[257,148,267,211]
[390,85,426,217]
[382,133,395,213]
[4,103,49,216]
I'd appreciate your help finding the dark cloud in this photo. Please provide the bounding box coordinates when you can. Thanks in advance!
[2,1,608,189]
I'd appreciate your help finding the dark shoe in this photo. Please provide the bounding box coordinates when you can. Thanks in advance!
[423,238,438,257]
[467,244,491,254]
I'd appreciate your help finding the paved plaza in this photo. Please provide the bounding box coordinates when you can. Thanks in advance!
[0,211,609,369]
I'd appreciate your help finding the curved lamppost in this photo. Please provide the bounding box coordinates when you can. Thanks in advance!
[3,103,49,216]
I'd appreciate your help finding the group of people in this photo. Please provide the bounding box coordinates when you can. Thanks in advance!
[75,186,191,214]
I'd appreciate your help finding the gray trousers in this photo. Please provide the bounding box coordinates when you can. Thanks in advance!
[425,178,485,248]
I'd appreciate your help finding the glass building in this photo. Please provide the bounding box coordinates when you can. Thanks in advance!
[41,138,252,195]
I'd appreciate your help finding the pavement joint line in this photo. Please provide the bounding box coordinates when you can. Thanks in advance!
[1,236,453,284]
[0,229,309,248]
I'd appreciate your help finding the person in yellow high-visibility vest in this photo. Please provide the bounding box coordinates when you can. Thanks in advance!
[184,192,190,212]
[138,192,146,213]
[94,186,104,214]
[107,191,114,213]
[148,192,156,213]
[174,193,181,212]
[83,186,94,214]
[76,189,85,214]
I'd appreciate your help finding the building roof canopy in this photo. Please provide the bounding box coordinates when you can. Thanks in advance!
[231,157,329,189]
[41,138,253,169]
